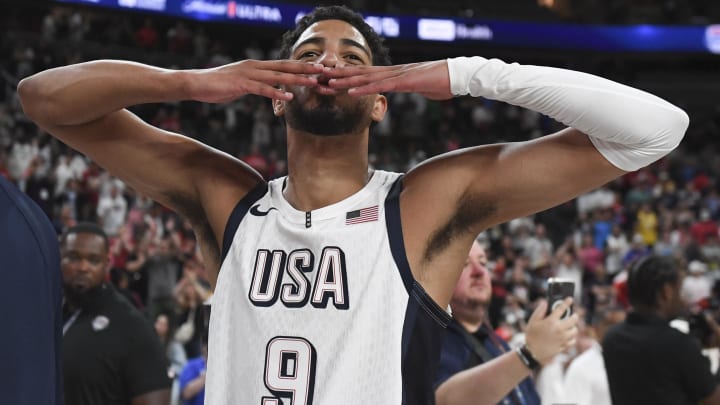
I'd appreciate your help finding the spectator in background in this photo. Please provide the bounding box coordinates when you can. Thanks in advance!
[604,224,629,275]
[523,223,553,269]
[706,189,720,219]
[154,313,187,378]
[24,154,55,216]
[555,241,583,302]
[54,152,78,197]
[603,255,720,405]
[586,262,615,316]
[61,222,171,405]
[167,21,191,53]
[654,227,678,257]
[635,202,659,247]
[692,209,719,245]
[135,18,158,50]
[8,132,36,190]
[139,235,183,321]
[622,233,650,268]
[434,238,579,405]
[592,209,613,250]
[173,259,211,358]
[682,260,712,307]
[564,307,626,405]
[154,312,187,405]
[578,233,603,275]
[96,182,127,237]
[505,257,532,307]
[179,340,208,405]
[112,267,144,309]
[241,143,269,178]
[702,234,720,267]
[0,174,63,405]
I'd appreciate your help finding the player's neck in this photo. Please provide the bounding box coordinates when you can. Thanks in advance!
[284,130,370,212]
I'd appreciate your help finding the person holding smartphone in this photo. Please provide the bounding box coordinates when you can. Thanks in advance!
[434,237,579,405]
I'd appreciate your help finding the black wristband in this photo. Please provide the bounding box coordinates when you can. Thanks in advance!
[516,344,541,371]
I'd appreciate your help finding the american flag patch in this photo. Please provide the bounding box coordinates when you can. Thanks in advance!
[345,205,379,225]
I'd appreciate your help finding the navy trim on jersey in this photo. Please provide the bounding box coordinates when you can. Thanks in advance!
[384,175,451,325]
[221,181,269,262]
[383,176,414,292]
[412,283,451,327]
[399,284,451,405]
[384,175,452,405]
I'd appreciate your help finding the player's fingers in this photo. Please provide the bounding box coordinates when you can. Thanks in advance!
[252,70,319,87]
[346,79,402,96]
[322,64,401,78]
[258,60,326,74]
[346,72,428,96]
[244,80,294,100]
[328,69,405,90]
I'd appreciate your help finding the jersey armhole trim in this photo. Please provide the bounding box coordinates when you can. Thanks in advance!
[221,181,268,262]
[412,282,451,327]
[384,175,451,327]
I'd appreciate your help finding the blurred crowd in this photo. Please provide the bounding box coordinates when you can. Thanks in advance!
[287,0,720,25]
[2,2,720,404]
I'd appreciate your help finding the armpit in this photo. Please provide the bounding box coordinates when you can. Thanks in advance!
[424,193,497,262]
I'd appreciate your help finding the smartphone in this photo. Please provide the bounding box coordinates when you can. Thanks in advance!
[546,278,575,318]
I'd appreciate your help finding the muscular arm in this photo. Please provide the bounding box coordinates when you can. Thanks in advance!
[18,59,322,283]
[18,61,259,279]
[18,61,188,126]
[401,131,624,303]
[326,59,688,305]
[130,389,171,405]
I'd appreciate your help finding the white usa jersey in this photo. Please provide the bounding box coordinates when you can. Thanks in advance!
[206,170,451,405]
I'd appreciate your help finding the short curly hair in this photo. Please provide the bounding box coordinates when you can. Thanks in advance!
[278,5,391,66]
[627,255,681,308]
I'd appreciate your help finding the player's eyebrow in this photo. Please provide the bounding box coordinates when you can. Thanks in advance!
[293,36,325,54]
[293,37,372,61]
[340,38,371,60]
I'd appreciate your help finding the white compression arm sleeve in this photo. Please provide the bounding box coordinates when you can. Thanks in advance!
[447,56,689,171]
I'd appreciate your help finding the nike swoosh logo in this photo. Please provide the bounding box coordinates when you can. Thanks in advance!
[250,204,278,216]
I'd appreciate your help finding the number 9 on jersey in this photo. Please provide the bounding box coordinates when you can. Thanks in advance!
[263,336,317,405]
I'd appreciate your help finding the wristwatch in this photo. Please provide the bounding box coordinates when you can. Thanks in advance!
[515,343,541,371]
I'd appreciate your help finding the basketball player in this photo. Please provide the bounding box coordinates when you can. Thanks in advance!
[0,174,63,405]
[18,5,688,404]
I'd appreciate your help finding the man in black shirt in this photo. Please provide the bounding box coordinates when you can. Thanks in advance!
[603,255,720,405]
[61,223,171,405]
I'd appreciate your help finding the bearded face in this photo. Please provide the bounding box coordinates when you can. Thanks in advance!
[280,19,384,136]
[284,90,375,136]
[63,282,103,309]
